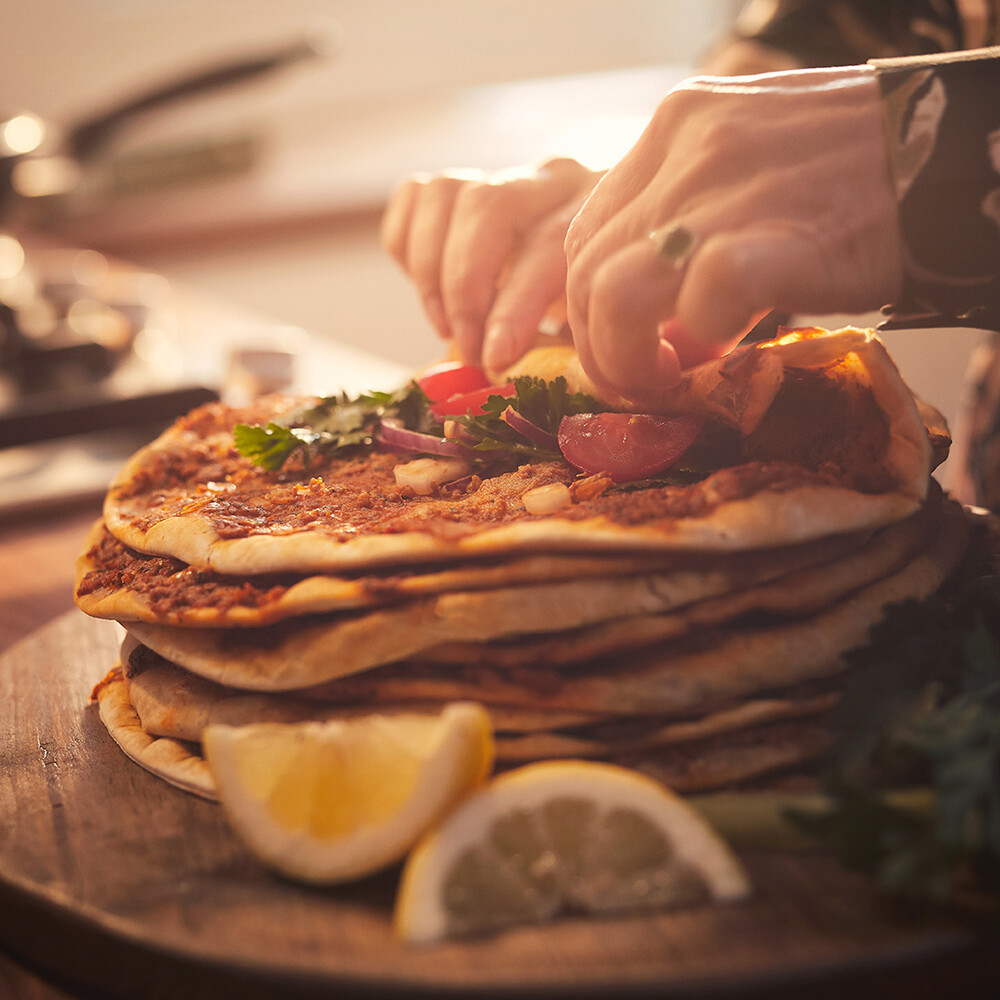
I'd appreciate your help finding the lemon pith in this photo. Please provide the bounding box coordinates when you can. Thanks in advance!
[395,759,750,942]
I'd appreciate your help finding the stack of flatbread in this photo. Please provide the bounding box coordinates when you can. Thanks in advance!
[75,327,971,800]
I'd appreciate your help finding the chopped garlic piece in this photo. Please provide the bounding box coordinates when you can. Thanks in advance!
[394,457,471,496]
[522,482,572,515]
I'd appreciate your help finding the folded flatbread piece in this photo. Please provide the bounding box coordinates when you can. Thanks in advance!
[102,329,933,576]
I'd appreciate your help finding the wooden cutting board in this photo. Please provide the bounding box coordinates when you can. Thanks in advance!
[0,611,995,1000]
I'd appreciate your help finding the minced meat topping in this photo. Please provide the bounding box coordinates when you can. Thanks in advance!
[107,393,884,544]
[77,524,295,616]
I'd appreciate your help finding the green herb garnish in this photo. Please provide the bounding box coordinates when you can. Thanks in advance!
[234,376,605,469]
[792,562,1000,903]
[234,383,433,470]
[452,376,605,460]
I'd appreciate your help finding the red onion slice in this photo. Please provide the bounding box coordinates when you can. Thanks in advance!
[501,406,558,451]
[375,419,470,458]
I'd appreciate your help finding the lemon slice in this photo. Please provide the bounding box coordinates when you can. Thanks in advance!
[203,702,494,885]
[394,759,750,942]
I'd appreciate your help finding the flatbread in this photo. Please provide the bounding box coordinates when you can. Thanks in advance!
[118,631,836,756]
[102,328,933,576]
[96,667,836,797]
[626,719,836,793]
[294,499,970,716]
[93,668,215,799]
[424,494,940,669]
[491,692,839,763]
[75,517,858,628]
[119,634,599,740]
[120,493,945,693]
[80,326,970,803]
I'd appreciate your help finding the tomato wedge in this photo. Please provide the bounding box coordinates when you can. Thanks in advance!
[557,412,704,483]
[417,362,490,403]
[430,382,516,420]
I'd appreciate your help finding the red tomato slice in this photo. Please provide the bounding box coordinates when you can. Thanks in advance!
[430,382,517,420]
[557,412,704,482]
[417,362,490,403]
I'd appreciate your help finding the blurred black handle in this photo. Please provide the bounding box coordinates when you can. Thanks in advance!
[0,385,219,448]
[67,35,325,160]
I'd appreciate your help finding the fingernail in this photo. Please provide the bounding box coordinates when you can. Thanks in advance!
[451,319,483,365]
[483,320,521,371]
[424,296,448,338]
[483,321,518,373]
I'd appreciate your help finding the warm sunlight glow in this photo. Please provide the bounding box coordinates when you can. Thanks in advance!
[0,234,25,281]
[2,113,44,155]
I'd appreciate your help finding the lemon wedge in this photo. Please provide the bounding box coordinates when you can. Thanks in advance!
[203,702,494,885]
[394,759,750,942]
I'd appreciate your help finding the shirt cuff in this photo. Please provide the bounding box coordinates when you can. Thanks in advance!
[871,46,1000,331]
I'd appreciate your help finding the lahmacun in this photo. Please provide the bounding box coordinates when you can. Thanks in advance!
[79,327,971,799]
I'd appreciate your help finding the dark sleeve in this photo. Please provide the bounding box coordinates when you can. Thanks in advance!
[728,0,979,66]
[872,48,1000,331]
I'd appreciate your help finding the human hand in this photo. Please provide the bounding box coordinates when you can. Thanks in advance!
[381,158,602,372]
[564,66,904,409]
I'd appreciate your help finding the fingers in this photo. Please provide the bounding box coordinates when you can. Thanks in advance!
[481,249,566,373]
[481,205,583,372]
[571,219,897,408]
[438,179,529,363]
[675,229,791,345]
[382,160,602,367]
[381,172,482,341]
[565,89,692,265]
[571,225,838,407]
[380,177,417,264]
[569,238,685,408]
[442,162,602,364]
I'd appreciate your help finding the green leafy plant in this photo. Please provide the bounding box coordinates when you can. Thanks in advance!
[793,567,1000,902]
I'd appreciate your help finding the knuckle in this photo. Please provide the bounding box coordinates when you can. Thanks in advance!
[531,211,575,248]
[696,117,738,159]
[695,236,746,288]
[406,241,444,292]
[564,214,589,262]
[564,254,589,306]
[454,180,511,222]
[380,186,416,256]
[588,252,633,309]
[411,268,442,301]
[440,263,484,315]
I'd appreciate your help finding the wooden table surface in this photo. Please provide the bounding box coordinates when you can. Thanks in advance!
[0,239,415,996]
[4,504,1000,1000]
[0,501,103,999]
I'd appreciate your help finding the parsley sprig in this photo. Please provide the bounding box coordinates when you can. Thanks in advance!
[233,383,432,471]
[233,375,604,470]
[793,564,1000,902]
[452,376,604,460]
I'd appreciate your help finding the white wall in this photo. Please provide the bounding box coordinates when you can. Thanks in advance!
[2,1,734,369]
[1,1,730,122]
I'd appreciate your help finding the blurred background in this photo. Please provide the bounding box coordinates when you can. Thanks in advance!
[0,1,730,367]
[0,0,984,493]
